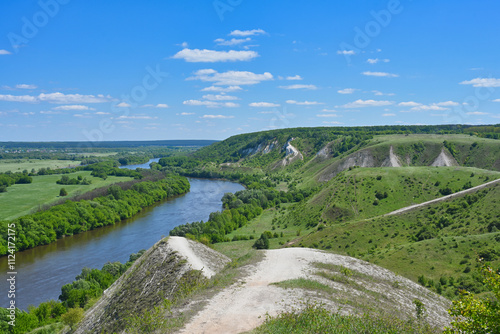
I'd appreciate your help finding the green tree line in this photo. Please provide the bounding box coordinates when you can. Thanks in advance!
[0,175,190,255]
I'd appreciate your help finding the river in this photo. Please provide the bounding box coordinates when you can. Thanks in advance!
[0,160,243,310]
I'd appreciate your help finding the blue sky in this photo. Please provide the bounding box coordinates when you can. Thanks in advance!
[1,0,499,141]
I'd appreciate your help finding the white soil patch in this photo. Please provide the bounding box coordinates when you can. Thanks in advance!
[176,247,450,334]
[431,148,458,167]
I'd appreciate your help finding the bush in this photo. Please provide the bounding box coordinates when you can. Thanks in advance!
[59,188,68,197]
[61,307,84,330]
[253,233,270,249]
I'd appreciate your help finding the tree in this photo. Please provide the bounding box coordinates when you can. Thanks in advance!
[253,232,270,249]
[444,260,500,333]
[60,188,68,197]
[61,307,84,330]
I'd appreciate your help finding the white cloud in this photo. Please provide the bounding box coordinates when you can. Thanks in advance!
[39,92,112,104]
[0,94,38,103]
[362,71,399,77]
[337,88,356,94]
[183,100,239,108]
[316,114,340,118]
[322,109,337,112]
[279,84,317,90]
[382,113,396,116]
[181,42,188,48]
[286,100,323,106]
[215,37,251,46]
[249,102,280,108]
[337,50,355,55]
[466,111,489,115]
[0,50,11,55]
[201,114,235,119]
[460,78,500,87]
[201,85,243,92]
[188,69,273,86]
[117,115,158,120]
[411,104,448,111]
[178,112,195,116]
[340,99,393,108]
[40,110,61,115]
[398,101,422,107]
[493,99,500,102]
[229,29,266,36]
[172,48,258,62]
[322,121,343,125]
[367,58,390,64]
[53,105,95,111]
[372,90,395,96]
[203,94,239,101]
[436,101,459,106]
[16,84,37,89]
[95,112,110,115]
[286,75,303,81]
[116,102,131,108]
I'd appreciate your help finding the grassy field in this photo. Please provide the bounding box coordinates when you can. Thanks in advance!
[0,171,133,221]
[0,159,81,173]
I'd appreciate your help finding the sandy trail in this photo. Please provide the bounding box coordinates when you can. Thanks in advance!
[176,247,450,334]
[386,177,500,216]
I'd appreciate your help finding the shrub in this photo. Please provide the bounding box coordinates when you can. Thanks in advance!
[253,233,270,249]
[61,307,84,330]
[59,188,68,197]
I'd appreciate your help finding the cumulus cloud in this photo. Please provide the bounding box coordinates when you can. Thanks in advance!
[322,121,343,125]
[0,94,38,103]
[466,111,489,115]
[337,50,355,55]
[188,69,273,86]
[367,58,390,64]
[460,78,500,87]
[382,113,396,116]
[172,48,258,62]
[410,104,448,111]
[116,115,158,120]
[286,75,303,80]
[53,105,96,111]
[116,102,131,108]
[398,101,422,107]
[436,101,459,106]
[215,38,251,46]
[286,100,323,105]
[183,100,239,108]
[340,99,393,108]
[201,114,235,119]
[16,84,37,89]
[362,71,399,77]
[372,90,395,96]
[203,94,239,101]
[249,102,280,108]
[493,99,500,102]
[39,92,112,104]
[0,50,11,55]
[316,114,340,118]
[40,110,61,114]
[201,85,243,92]
[229,29,266,36]
[279,84,317,90]
[141,103,169,108]
[178,112,195,116]
[337,88,357,94]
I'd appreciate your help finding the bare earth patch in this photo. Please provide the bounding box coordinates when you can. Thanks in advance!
[176,246,451,334]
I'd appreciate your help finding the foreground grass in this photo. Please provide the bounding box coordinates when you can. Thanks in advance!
[0,171,133,220]
[249,304,438,334]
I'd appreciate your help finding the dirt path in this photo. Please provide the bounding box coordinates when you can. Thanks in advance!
[177,248,450,334]
[386,177,500,216]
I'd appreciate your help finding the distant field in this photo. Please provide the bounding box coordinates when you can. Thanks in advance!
[0,171,133,221]
[0,159,81,173]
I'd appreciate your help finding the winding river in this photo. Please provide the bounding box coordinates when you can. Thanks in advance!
[0,160,243,310]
